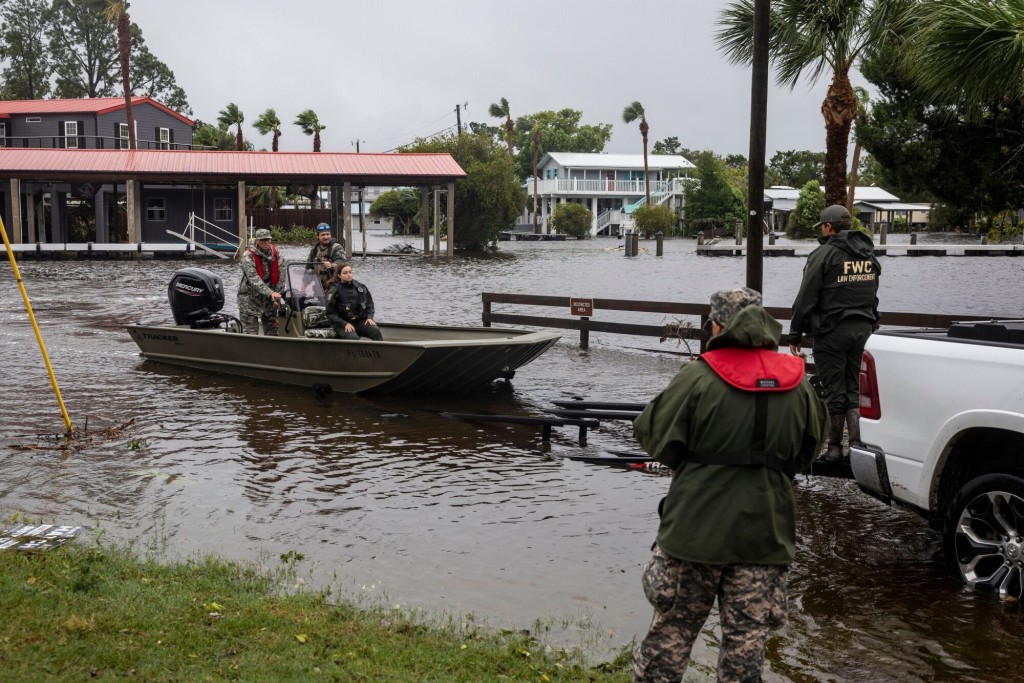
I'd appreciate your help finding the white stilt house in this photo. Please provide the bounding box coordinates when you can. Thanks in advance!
[521,152,694,236]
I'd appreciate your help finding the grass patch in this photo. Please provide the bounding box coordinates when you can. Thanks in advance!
[0,543,632,682]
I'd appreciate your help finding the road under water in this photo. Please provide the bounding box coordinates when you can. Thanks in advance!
[1,234,1021,681]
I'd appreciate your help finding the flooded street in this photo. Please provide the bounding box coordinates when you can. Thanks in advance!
[1,234,1022,680]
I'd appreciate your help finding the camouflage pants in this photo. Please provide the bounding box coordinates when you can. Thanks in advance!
[633,545,788,683]
[237,294,278,336]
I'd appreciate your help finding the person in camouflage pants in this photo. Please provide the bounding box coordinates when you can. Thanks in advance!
[632,287,827,683]
[238,229,287,335]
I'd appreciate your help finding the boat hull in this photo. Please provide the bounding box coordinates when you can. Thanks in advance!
[126,322,560,394]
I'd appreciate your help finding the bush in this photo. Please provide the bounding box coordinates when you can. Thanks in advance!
[633,204,676,237]
[550,202,593,239]
[787,180,825,239]
[270,225,316,244]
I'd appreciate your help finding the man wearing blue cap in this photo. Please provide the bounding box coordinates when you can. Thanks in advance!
[307,222,346,293]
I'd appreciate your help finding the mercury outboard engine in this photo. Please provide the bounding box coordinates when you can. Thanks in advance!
[168,267,228,328]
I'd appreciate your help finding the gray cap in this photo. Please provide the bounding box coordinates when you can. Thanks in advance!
[813,204,851,228]
[709,287,763,326]
[254,228,273,240]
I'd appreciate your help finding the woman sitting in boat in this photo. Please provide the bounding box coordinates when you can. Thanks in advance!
[325,264,383,341]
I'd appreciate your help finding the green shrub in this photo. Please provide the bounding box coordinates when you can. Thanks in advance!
[633,204,676,237]
[550,202,594,239]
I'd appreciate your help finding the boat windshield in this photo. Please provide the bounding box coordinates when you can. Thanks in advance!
[285,263,327,309]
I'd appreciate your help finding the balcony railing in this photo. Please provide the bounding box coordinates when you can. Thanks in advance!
[0,135,203,150]
[528,178,692,196]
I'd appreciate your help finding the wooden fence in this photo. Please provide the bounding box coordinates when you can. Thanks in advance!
[247,208,333,230]
[481,292,1004,351]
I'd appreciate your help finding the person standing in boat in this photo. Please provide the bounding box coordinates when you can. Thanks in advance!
[326,263,383,341]
[307,222,346,294]
[237,228,287,335]
[632,287,827,683]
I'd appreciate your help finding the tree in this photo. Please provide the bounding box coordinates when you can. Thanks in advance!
[253,108,282,152]
[633,204,676,237]
[683,151,745,236]
[217,103,245,151]
[904,0,1024,109]
[622,101,651,205]
[0,0,54,100]
[488,97,514,155]
[370,189,421,235]
[768,150,825,189]
[856,33,1024,221]
[192,121,236,150]
[788,180,826,239]
[101,0,135,150]
[652,136,681,155]
[550,202,593,239]
[294,109,325,152]
[717,0,912,206]
[129,32,190,115]
[512,109,612,180]
[846,86,870,213]
[401,131,527,251]
[48,0,189,115]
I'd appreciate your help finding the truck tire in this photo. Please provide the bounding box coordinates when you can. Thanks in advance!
[944,473,1024,599]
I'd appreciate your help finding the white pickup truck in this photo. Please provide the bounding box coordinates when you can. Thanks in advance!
[849,320,1024,598]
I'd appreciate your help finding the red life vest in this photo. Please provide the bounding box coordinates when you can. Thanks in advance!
[248,245,280,287]
[700,347,804,392]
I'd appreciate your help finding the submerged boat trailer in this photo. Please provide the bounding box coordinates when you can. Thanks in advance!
[443,400,654,467]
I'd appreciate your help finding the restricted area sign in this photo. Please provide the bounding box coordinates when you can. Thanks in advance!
[570,297,594,317]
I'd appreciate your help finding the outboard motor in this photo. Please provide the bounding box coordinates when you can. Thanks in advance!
[168,267,225,327]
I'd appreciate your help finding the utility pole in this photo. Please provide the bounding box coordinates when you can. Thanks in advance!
[455,102,467,135]
[746,0,769,294]
[352,140,366,250]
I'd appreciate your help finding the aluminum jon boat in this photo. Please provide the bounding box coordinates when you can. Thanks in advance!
[126,266,560,394]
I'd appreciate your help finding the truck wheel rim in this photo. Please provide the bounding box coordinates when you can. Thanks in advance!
[954,490,1024,600]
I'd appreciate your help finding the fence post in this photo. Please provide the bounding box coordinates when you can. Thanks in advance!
[632,231,640,256]
[656,231,664,256]
[482,299,491,327]
[735,219,743,245]
[580,317,589,350]
[910,232,917,245]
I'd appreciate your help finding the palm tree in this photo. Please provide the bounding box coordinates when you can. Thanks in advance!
[622,101,650,205]
[905,0,1024,107]
[716,0,912,207]
[846,86,870,215]
[217,103,245,151]
[253,108,282,152]
[89,0,135,148]
[488,97,515,155]
[295,109,325,152]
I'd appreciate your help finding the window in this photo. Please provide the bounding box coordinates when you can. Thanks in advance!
[214,198,232,221]
[0,122,6,147]
[64,121,79,148]
[118,123,129,148]
[158,127,170,150]
[25,116,41,123]
[146,198,166,222]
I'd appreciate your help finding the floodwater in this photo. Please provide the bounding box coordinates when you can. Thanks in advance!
[1,233,1022,681]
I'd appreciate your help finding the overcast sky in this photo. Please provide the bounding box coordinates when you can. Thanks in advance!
[131,0,843,159]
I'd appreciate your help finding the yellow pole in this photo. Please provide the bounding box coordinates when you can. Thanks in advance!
[0,215,74,434]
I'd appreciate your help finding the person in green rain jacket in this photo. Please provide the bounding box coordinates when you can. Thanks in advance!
[632,287,827,683]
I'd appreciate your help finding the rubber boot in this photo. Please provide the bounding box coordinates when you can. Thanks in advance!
[846,409,861,448]
[823,414,846,461]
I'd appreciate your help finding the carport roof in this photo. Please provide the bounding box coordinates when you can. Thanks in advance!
[0,148,466,186]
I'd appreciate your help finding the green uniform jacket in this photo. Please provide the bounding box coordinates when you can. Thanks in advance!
[633,305,828,565]
[789,230,881,345]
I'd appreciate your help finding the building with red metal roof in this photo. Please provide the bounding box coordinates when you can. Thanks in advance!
[0,100,465,256]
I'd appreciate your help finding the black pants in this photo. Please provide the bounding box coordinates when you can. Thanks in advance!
[336,320,383,341]
[812,317,873,415]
